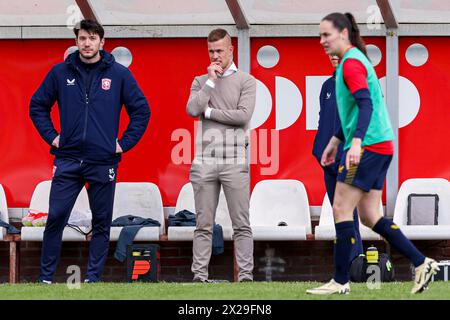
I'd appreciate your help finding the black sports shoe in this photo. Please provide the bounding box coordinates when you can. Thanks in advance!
[84,279,99,284]
[37,279,52,284]
[193,278,229,283]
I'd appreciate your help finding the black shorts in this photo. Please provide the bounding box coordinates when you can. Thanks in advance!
[337,148,393,192]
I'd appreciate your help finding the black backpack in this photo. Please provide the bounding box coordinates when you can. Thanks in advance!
[349,253,395,283]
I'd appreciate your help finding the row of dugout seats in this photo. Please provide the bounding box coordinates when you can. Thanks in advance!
[2,178,450,242]
[169,180,311,241]
[5,180,311,242]
[20,181,165,242]
[1,178,450,284]
[316,178,450,240]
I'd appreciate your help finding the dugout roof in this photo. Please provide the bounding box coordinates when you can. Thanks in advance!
[2,0,450,27]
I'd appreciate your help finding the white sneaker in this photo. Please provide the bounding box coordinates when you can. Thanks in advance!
[411,257,440,294]
[306,279,350,295]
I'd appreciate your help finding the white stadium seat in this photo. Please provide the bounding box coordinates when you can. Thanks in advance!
[110,182,165,241]
[393,178,450,240]
[249,180,312,240]
[314,193,381,240]
[20,180,90,241]
[168,182,233,241]
[0,184,10,240]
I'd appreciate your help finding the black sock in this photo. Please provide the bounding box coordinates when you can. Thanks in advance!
[333,221,356,284]
[372,217,425,267]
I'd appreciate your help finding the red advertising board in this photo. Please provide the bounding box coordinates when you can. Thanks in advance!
[0,37,448,208]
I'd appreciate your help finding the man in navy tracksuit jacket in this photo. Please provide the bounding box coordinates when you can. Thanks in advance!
[312,56,363,261]
[29,20,150,283]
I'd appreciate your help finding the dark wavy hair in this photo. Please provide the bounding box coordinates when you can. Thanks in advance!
[73,19,105,39]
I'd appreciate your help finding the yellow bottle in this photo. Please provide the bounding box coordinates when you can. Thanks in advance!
[366,245,379,264]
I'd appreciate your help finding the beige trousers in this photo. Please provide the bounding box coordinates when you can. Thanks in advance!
[190,159,253,282]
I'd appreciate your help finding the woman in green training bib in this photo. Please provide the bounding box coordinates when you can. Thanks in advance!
[307,12,438,295]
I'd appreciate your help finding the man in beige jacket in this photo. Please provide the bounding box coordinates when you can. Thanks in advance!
[186,28,256,282]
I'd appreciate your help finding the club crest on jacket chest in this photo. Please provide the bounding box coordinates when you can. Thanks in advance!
[101,78,112,90]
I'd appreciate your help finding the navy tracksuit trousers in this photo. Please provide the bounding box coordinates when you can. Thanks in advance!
[324,164,364,261]
[39,158,118,282]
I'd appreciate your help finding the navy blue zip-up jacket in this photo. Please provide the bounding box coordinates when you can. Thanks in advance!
[312,74,344,170]
[30,50,150,165]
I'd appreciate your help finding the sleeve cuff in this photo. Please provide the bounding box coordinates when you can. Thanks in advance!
[334,127,345,141]
[353,132,364,139]
[204,107,213,119]
[48,132,59,146]
[117,139,128,153]
[205,79,215,89]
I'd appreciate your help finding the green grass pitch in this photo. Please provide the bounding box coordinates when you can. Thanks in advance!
[0,281,449,300]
